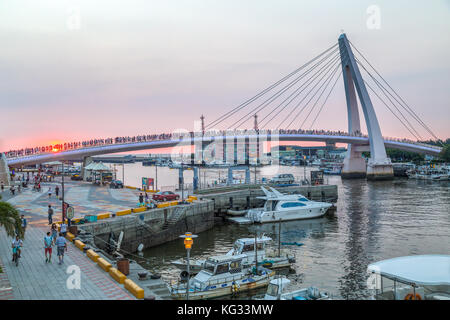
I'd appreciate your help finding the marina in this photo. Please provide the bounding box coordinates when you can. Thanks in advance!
[0,2,449,307]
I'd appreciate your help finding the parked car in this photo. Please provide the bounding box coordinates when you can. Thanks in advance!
[270,173,295,184]
[152,191,180,202]
[71,174,83,181]
[110,180,124,188]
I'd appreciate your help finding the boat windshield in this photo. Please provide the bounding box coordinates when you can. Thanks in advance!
[265,200,278,211]
[204,262,215,274]
[266,283,279,296]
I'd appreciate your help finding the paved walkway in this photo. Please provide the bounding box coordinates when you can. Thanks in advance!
[0,226,135,300]
[4,180,143,220]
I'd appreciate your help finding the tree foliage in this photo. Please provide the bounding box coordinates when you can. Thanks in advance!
[0,195,23,238]
[439,144,450,162]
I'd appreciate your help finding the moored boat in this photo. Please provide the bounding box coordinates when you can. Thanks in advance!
[367,254,450,300]
[170,254,275,300]
[171,235,295,274]
[254,276,330,300]
[245,187,332,223]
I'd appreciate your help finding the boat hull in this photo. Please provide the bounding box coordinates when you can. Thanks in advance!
[171,272,274,300]
[250,205,331,224]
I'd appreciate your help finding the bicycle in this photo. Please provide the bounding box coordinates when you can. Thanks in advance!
[12,247,20,267]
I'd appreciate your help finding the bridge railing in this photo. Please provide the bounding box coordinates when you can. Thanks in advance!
[3,130,441,160]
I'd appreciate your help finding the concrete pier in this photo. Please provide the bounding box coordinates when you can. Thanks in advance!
[78,200,214,253]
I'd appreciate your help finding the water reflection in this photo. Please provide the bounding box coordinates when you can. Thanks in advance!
[128,164,449,299]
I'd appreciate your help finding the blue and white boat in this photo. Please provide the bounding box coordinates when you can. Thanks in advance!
[245,187,332,223]
[171,236,295,274]
[170,254,275,300]
[255,276,330,300]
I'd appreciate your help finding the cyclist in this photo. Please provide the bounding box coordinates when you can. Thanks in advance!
[11,235,23,262]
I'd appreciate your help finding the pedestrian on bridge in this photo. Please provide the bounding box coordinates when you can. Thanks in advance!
[55,186,59,198]
[47,187,52,198]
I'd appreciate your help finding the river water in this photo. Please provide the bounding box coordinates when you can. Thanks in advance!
[117,162,450,299]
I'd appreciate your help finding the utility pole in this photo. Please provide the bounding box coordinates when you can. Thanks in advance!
[122,161,125,185]
[155,164,158,191]
[200,114,205,136]
[254,232,258,275]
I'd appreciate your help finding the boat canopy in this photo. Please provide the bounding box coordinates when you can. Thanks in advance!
[367,255,450,286]
[236,236,272,244]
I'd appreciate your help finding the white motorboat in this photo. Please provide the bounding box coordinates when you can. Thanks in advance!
[367,255,450,300]
[171,235,295,274]
[255,276,330,300]
[170,254,275,300]
[245,187,332,223]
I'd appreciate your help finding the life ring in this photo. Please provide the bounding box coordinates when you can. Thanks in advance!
[404,293,422,300]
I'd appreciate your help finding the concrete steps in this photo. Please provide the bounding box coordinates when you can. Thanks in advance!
[162,207,186,230]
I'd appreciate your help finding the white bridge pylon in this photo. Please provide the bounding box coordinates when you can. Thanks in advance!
[339,33,394,180]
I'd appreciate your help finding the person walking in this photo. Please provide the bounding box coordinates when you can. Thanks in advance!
[44,231,53,263]
[55,233,67,265]
[10,185,15,195]
[51,223,58,245]
[139,193,144,206]
[47,187,52,198]
[21,215,27,234]
[1,181,4,192]
[48,205,54,225]
[55,186,59,198]
[60,221,68,237]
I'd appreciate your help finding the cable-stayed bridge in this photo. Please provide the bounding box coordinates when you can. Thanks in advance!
[1,34,443,182]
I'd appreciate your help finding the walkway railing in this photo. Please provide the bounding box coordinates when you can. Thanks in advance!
[3,129,441,159]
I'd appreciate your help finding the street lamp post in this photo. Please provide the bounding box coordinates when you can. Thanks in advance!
[61,161,65,223]
[179,232,198,300]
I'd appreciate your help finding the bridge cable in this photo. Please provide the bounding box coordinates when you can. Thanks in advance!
[257,51,341,128]
[349,41,441,143]
[276,55,342,129]
[269,54,341,129]
[309,69,343,129]
[363,79,422,140]
[277,56,341,129]
[294,63,341,129]
[228,48,340,129]
[351,41,438,140]
[299,63,342,129]
[356,59,423,140]
[258,51,342,129]
[205,42,338,130]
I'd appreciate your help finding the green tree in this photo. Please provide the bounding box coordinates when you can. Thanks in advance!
[0,195,23,238]
[439,144,450,162]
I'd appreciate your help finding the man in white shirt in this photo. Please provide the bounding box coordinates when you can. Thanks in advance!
[60,222,68,237]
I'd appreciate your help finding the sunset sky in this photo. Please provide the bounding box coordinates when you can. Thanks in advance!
[1,0,449,152]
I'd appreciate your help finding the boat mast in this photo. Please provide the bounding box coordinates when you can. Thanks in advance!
[278,219,281,257]
[254,232,258,275]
